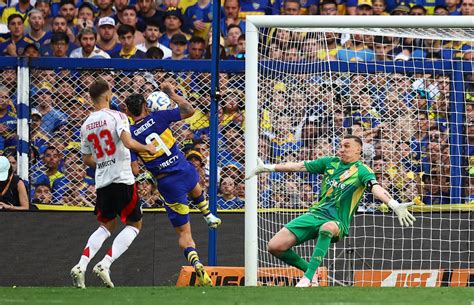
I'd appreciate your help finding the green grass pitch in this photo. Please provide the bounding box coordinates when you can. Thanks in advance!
[0,287,473,305]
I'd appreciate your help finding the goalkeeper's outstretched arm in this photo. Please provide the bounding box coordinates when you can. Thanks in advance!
[371,184,416,227]
[245,158,306,180]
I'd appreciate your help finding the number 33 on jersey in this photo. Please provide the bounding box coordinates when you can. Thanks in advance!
[81,109,135,189]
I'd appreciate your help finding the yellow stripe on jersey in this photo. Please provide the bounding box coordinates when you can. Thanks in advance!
[138,128,176,161]
[350,186,365,214]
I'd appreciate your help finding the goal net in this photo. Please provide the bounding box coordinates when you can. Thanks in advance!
[245,16,474,287]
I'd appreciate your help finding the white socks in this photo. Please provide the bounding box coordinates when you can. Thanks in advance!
[99,225,140,269]
[78,225,111,270]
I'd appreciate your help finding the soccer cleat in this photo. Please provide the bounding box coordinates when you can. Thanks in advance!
[194,263,213,287]
[311,269,320,287]
[70,265,86,289]
[205,214,221,229]
[93,263,114,288]
[295,276,312,288]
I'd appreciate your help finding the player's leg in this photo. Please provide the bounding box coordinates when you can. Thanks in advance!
[267,227,309,271]
[188,183,221,228]
[175,222,213,287]
[93,183,142,288]
[70,187,116,288]
[300,221,340,287]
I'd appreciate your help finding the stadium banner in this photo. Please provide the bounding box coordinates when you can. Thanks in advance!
[354,269,474,287]
[176,266,328,286]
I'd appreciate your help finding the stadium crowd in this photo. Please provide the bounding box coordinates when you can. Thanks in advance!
[0,0,472,210]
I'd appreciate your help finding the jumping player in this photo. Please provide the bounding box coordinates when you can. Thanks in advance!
[125,82,219,286]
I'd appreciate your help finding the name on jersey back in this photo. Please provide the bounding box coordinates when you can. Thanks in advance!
[86,120,107,130]
[133,118,155,136]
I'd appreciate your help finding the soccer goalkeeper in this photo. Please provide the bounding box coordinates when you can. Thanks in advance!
[246,135,416,287]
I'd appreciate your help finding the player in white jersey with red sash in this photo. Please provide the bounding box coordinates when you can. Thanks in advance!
[70,78,156,289]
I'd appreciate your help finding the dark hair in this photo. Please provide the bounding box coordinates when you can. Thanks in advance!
[117,24,135,36]
[89,78,110,102]
[145,46,164,59]
[284,0,301,8]
[227,24,242,35]
[410,4,427,13]
[189,35,206,44]
[238,34,245,41]
[59,0,75,8]
[123,5,137,13]
[51,31,69,44]
[7,14,24,25]
[343,135,363,147]
[125,93,146,116]
[320,0,337,8]
[145,19,161,29]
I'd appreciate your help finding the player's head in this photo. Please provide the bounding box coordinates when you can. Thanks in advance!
[125,93,147,117]
[89,77,112,105]
[338,135,363,164]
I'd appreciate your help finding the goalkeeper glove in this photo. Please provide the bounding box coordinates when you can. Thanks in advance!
[245,158,275,180]
[388,199,416,227]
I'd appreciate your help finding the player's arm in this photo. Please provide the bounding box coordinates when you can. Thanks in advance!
[246,158,307,179]
[371,183,416,227]
[83,154,96,168]
[120,131,156,154]
[161,81,195,119]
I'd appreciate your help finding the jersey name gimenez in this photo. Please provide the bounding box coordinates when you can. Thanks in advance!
[304,156,376,237]
[81,109,135,189]
[130,108,188,176]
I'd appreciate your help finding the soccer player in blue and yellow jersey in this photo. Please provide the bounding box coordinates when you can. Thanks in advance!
[247,135,416,287]
[125,82,220,286]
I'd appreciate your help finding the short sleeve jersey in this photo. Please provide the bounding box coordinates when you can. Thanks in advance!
[129,108,190,176]
[80,109,135,189]
[304,156,376,237]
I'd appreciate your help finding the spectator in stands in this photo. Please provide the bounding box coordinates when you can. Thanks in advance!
[217,176,244,209]
[185,0,212,38]
[32,183,52,204]
[239,0,271,17]
[137,0,163,32]
[34,0,52,29]
[75,2,96,35]
[112,24,146,58]
[338,33,375,62]
[21,42,41,57]
[166,33,188,59]
[390,4,410,15]
[30,108,49,154]
[44,32,69,57]
[33,87,67,135]
[461,0,474,15]
[113,0,128,20]
[0,14,30,57]
[136,172,163,208]
[96,17,121,56]
[96,0,114,19]
[409,4,427,15]
[159,7,187,48]
[372,0,389,14]
[356,0,374,15]
[434,5,450,14]
[26,9,50,48]
[0,86,17,151]
[0,156,29,210]
[137,20,172,58]
[43,15,76,49]
[61,153,94,207]
[220,0,245,37]
[119,6,145,44]
[70,27,111,58]
[1,0,32,25]
[445,0,461,15]
[188,36,205,59]
[58,0,76,30]
[225,24,242,58]
[31,146,68,204]
[186,149,208,188]
[319,0,338,15]
[145,46,164,59]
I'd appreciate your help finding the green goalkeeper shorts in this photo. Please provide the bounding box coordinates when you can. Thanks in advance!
[284,213,341,245]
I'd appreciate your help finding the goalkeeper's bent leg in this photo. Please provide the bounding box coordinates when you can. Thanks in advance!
[278,249,309,271]
[191,191,211,217]
[304,230,333,280]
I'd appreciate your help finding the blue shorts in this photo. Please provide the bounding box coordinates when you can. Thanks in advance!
[156,162,199,227]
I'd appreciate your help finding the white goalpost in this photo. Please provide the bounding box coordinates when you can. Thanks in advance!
[245,16,474,287]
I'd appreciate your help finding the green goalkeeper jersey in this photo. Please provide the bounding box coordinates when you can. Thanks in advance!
[304,156,376,238]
